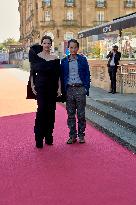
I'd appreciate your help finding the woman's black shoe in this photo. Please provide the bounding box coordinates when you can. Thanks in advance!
[45,139,53,145]
[45,136,53,145]
[36,140,43,148]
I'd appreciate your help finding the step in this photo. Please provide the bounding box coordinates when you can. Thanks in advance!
[96,99,136,117]
[85,108,136,153]
[86,98,136,133]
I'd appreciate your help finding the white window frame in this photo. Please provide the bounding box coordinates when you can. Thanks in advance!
[45,11,51,21]
[97,11,104,22]
[66,10,73,20]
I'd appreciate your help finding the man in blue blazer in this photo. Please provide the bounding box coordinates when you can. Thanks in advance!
[60,39,90,144]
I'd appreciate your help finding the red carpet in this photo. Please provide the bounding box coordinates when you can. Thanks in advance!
[0,104,136,205]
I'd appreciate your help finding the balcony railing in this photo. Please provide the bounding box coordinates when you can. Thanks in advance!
[40,20,55,27]
[93,20,108,26]
[117,63,136,93]
[124,1,135,8]
[95,1,107,8]
[62,19,79,27]
[64,0,75,7]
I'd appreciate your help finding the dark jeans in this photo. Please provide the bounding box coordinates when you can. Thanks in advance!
[34,87,56,143]
[108,66,117,92]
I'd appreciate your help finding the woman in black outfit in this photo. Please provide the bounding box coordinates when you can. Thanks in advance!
[29,36,61,148]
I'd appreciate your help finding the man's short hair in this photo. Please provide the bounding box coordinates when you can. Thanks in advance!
[68,39,79,48]
[113,45,118,49]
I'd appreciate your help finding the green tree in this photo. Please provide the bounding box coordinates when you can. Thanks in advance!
[0,38,20,52]
[92,44,100,58]
[3,38,19,47]
[0,43,5,51]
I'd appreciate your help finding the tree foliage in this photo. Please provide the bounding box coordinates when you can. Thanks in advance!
[0,38,19,51]
[0,43,5,51]
[3,38,19,47]
[91,44,100,58]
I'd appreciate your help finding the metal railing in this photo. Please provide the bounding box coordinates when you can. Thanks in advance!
[118,63,136,93]
[62,19,79,27]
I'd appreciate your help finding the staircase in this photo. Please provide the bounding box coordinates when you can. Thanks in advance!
[86,94,136,153]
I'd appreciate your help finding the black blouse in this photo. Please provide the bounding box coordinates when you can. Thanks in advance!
[29,45,60,89]
[27,45,63,101]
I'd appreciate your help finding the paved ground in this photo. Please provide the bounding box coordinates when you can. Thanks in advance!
[0,66,136,205]
[86,83,136,153]
[88,85,136,112]
[0,68,36,116]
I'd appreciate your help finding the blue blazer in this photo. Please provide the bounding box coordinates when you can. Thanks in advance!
[60,54,90,96]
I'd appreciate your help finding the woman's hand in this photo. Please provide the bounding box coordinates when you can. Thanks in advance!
[30,76,37,95]
[31,84,37,95]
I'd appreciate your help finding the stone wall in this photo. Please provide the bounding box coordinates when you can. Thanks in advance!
[10,58,136,94]
[88,60,110,91]
[88,60,136,93]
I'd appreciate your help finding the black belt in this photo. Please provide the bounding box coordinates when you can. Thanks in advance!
[67,84,83,87]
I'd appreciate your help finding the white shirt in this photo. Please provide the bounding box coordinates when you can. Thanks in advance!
[110,52,115,66]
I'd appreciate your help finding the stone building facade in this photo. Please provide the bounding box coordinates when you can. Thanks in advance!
[18,0,136,52]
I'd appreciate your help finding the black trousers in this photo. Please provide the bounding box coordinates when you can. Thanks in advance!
[108,66,117,92]
[34,87,56,143]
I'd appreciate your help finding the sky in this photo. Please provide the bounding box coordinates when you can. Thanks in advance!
[0,0,20,43]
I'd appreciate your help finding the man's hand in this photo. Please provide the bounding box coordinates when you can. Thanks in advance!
[57,88,62,97]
